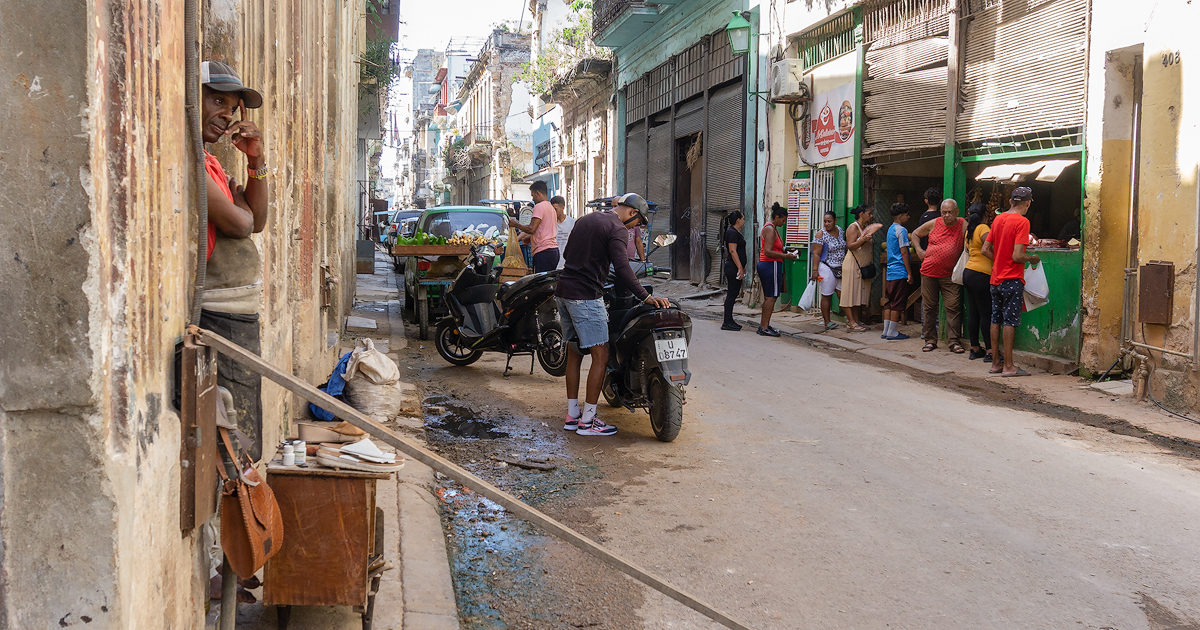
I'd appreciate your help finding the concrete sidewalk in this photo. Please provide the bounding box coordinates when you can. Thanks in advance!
[654,279,1200,447]
[215,251,459,630]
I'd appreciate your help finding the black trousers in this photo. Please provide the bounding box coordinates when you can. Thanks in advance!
[532,248,560,273]
[199,309,263,461]
[723,263,743,326]
[962,268,993,350]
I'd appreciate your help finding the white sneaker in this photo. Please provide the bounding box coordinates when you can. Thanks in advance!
[576,418,618,436]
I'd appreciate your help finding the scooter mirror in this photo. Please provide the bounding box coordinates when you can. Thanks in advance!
[654,234,677,247]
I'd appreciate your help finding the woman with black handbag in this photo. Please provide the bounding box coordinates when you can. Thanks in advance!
[840,204,882,331]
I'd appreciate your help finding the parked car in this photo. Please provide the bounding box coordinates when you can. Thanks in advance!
[402,205,511,338]
[387,209,423,271]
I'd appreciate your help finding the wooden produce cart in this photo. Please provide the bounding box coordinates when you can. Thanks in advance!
[263,462,391,630]
[393,243,472,340]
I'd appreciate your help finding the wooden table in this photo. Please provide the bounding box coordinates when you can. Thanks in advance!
[263,462,391,630]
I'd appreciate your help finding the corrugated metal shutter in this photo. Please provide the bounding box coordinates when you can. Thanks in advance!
[646,123,673,268]
[863,35,949,154]
[675,97,703,136]
[957,0,1087,142]
[625,121,647,195]
[674,42,706,104]
[704,81,745,283]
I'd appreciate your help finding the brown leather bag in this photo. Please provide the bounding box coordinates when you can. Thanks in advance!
[217,427,284,579]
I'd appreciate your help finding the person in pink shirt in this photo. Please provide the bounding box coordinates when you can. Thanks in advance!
[509,180,560,272]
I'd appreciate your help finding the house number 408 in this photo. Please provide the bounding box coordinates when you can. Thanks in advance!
[1163,51,1181,66]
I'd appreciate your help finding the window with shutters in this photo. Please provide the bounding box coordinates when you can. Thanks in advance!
[795,11,859,71]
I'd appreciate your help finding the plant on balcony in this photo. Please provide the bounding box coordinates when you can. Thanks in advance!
[517,0,612,98]
[359,35,401,106]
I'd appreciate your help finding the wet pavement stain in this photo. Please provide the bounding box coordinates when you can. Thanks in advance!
[425,395,510,440]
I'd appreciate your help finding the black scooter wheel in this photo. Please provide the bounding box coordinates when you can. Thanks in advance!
[435,319,483,366]
[647,370,683,442]
[536,322,568,377]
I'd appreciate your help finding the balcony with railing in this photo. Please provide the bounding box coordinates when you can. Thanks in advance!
[592,0,684,48]
[471,123,493,143]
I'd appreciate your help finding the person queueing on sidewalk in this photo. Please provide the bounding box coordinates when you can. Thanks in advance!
[810,210,847,331]
[882,203,915,340]
[911,199,967,354]
[557,193,671,435]
[841,205,881,331]
[198,61,270,460]
[982,186,1041,377]
[721,210,747,331]
[509,180,560,273]
[756,202,800,337]
[962,202,995,361]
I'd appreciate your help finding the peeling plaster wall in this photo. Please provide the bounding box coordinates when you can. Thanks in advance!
[1082,0,1200,407]
[0,0,361,627]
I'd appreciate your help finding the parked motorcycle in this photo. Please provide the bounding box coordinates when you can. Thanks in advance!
[598,234,693,442]
[434,245,568,377]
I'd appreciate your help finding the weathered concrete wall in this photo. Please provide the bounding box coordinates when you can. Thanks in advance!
[1082,0,1200,407]
[0,0,361,627]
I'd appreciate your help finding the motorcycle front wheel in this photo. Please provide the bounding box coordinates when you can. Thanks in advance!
[647,369,683,442]
[536,322,568,377]
[435,319,483,366]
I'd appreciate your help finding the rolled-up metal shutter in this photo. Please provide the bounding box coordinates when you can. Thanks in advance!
[646,123,673,268]
[674,96,703,137]
[957,0,1087,142]
[863,35,949,154]
[704,81,745,283]
[625,121,647,195]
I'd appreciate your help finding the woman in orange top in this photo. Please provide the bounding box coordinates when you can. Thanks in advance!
[756,203,800,337]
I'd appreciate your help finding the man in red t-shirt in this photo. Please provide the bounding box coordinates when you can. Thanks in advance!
[982,186,1041,377]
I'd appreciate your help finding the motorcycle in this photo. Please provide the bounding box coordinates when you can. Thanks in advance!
[434,244,568,377]
[597,234,693,442]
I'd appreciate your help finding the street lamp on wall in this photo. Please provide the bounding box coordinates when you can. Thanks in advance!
[726,11,752,56]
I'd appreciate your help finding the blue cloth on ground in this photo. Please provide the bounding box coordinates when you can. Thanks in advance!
[309,350,353,421]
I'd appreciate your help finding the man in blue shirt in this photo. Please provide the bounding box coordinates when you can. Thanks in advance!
[883,203,915,340]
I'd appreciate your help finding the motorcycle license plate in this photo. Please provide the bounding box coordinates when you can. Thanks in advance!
[654,337,688,361]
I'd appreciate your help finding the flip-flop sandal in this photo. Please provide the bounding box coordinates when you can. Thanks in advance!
[922,343,937,352]
[849,324,868,331]
[825,322,840,330]
[988,368,1003,374]
[1001,368,1032,377]
[949,343,966,354]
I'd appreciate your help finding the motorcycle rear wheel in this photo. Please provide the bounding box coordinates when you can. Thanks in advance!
[434,319,483,366]
[536,322,568,377]
[647,369,683,442]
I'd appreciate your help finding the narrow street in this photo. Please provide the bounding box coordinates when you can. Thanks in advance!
[403,304,1200,629]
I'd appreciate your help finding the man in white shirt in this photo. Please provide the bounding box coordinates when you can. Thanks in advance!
[552,195,574,270]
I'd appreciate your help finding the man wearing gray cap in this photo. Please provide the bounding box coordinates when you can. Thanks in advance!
[982,186,1040,378]
[197,60,271,459]
[555,193,671,436]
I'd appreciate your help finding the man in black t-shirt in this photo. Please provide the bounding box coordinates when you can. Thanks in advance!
[917,187,943,250]
[556,193,670,437]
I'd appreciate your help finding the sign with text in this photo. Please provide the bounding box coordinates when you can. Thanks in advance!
[786,178,812,246]
[805,82,856,164]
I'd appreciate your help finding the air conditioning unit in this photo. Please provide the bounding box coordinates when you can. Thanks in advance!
[769,59,810,104]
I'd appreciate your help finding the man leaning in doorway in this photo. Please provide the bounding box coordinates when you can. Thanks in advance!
[982,186,1040,378]
[199,60,270,460]
[509,180,560,273]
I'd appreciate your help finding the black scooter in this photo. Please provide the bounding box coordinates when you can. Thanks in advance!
[434,245,567,376]
[598,235,693,442]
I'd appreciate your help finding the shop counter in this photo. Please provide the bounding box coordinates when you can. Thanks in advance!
[1013,248,1082,361]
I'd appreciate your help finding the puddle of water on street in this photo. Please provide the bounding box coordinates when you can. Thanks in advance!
[424,395,509,439]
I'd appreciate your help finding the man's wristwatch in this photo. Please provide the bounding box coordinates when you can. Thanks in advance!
[248,164,268,180]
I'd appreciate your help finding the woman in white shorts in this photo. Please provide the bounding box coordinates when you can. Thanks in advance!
[810,210,847,330]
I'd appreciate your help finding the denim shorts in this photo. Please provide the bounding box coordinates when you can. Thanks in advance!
[557,297,609,349]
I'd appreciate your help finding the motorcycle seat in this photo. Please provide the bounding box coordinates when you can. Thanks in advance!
[453,284,498,306]
[497,270,553,302]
